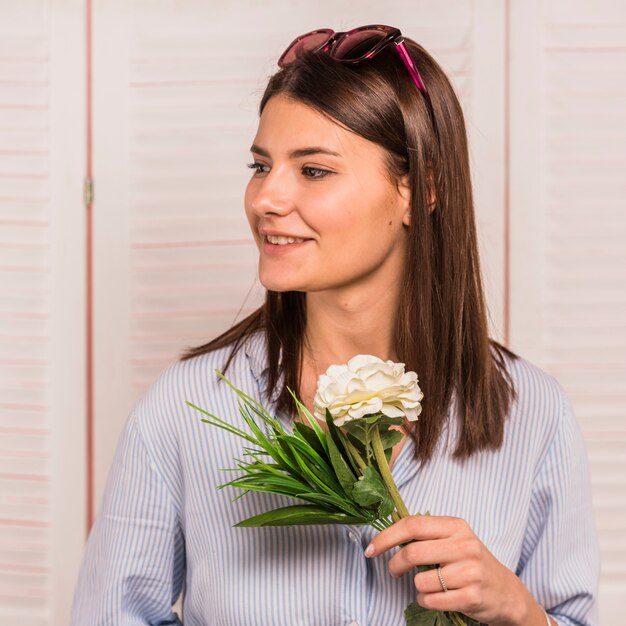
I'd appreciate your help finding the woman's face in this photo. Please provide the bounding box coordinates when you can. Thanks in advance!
[244,95,411,296]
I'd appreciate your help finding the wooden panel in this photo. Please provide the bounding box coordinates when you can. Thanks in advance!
[510,0,626,619]
[0,1,86,624]
[0,5,53,623]
[0,0,85,626]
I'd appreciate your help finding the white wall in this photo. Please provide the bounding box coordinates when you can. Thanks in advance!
[0,1,85,624]
[508,1,626,619]
[0,0,624,623]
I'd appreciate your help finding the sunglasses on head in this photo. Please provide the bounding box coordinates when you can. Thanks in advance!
[277,25,428,95]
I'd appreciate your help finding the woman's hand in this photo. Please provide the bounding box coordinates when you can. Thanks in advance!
[364,515,543,626]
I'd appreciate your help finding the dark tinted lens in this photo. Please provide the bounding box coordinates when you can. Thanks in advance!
[280,32,332,65]
[333,30,387,60]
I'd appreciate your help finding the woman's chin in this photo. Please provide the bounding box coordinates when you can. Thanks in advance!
[258,277,304,293]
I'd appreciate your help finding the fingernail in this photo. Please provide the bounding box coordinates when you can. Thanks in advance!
[364,543,375,557]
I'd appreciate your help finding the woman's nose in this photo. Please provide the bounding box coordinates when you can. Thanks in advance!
[249,169,296,216]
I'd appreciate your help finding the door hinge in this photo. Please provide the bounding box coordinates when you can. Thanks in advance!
[84,176,94,207]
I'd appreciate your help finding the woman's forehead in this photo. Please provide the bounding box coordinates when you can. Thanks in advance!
[253,95,384,162]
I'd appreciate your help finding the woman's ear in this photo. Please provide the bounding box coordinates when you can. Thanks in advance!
[398,175,412,226]
[399,168,436,227]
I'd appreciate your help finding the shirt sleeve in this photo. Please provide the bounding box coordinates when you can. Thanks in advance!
[516,384,601,626]
[70,412,186,626]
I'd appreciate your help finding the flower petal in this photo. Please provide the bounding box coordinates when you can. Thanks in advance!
[314,354,423,424]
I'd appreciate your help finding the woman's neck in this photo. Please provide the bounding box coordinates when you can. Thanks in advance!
[303,284,400,370]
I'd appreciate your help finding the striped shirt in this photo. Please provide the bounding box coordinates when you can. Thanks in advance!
[70,330,600,625]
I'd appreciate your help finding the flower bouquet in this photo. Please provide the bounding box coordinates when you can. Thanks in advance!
[187,355,474,626]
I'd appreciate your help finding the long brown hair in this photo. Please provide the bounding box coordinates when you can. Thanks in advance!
[182,38,518,461]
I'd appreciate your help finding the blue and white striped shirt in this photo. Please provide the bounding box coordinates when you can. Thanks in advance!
[71,331,600,625]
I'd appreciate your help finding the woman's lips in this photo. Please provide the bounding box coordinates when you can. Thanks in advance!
[262,236,312,255]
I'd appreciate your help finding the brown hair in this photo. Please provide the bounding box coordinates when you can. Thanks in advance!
[182,39,518,461]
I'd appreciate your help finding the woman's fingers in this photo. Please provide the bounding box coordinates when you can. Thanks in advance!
[414,588,482,614]
[365,515,466,557]
[387,539,468,578]
[366,515,483,580]
[411,562,481,593]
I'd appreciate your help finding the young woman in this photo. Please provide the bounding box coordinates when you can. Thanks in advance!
[71,26,599,626]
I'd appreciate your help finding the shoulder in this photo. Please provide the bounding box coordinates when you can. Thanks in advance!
[493,345,576,461]
[130,331,268,454]
[499,348,565,416]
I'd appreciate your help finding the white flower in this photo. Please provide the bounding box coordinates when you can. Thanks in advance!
[313,355,424,427]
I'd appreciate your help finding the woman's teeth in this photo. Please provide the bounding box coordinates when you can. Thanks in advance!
[266,235,307,245]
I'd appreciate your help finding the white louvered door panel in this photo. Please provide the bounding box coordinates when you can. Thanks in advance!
[0,24,50,623]
[92,0,506,508]
[0,1,85,625]
[510,0,626,621]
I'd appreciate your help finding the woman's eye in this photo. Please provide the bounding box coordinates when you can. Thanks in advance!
[246,162,330,179]
[247,162,269,175]
[302,166,330,179]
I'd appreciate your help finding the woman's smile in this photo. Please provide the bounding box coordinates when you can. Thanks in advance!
[262,235,314,255]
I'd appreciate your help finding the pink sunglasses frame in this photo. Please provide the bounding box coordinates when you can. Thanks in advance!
[277,25,428,95]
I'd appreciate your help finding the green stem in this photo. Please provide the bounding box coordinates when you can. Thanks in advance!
[371,427,410,519]
[372,517,393,532]
[449,612,470,626]
[344,437,367,472]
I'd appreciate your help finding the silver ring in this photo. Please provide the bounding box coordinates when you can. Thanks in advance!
[437,565,448,592]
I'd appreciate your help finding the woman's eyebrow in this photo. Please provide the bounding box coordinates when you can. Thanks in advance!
[250,144,342,159]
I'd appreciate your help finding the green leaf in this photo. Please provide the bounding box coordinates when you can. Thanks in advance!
[380,428,404,450]
[236,404,292,469]
[287,388,329,456]
[288,445,347,498]
[293,421,328,459]
[274,433,300,468]
[346,431,367,458]
[377,496,396,519]
[187,401,257,444]
[332,426,363,477]
[341,419,370,446]
[404,602,442,625]
[276,433,335,480]
[342,416,404,457]
[220,474,310,498]
[233,504,366,527]
[324,409,347,454]
[350,466,385,506]
[324,411,358,496]
[404,603,463,626]
[351,465,395,518]
[404,605,475,626]
[237,405,307,479]
[214,370,278,423]
[293,492,367,518]
[363,413,404,427]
